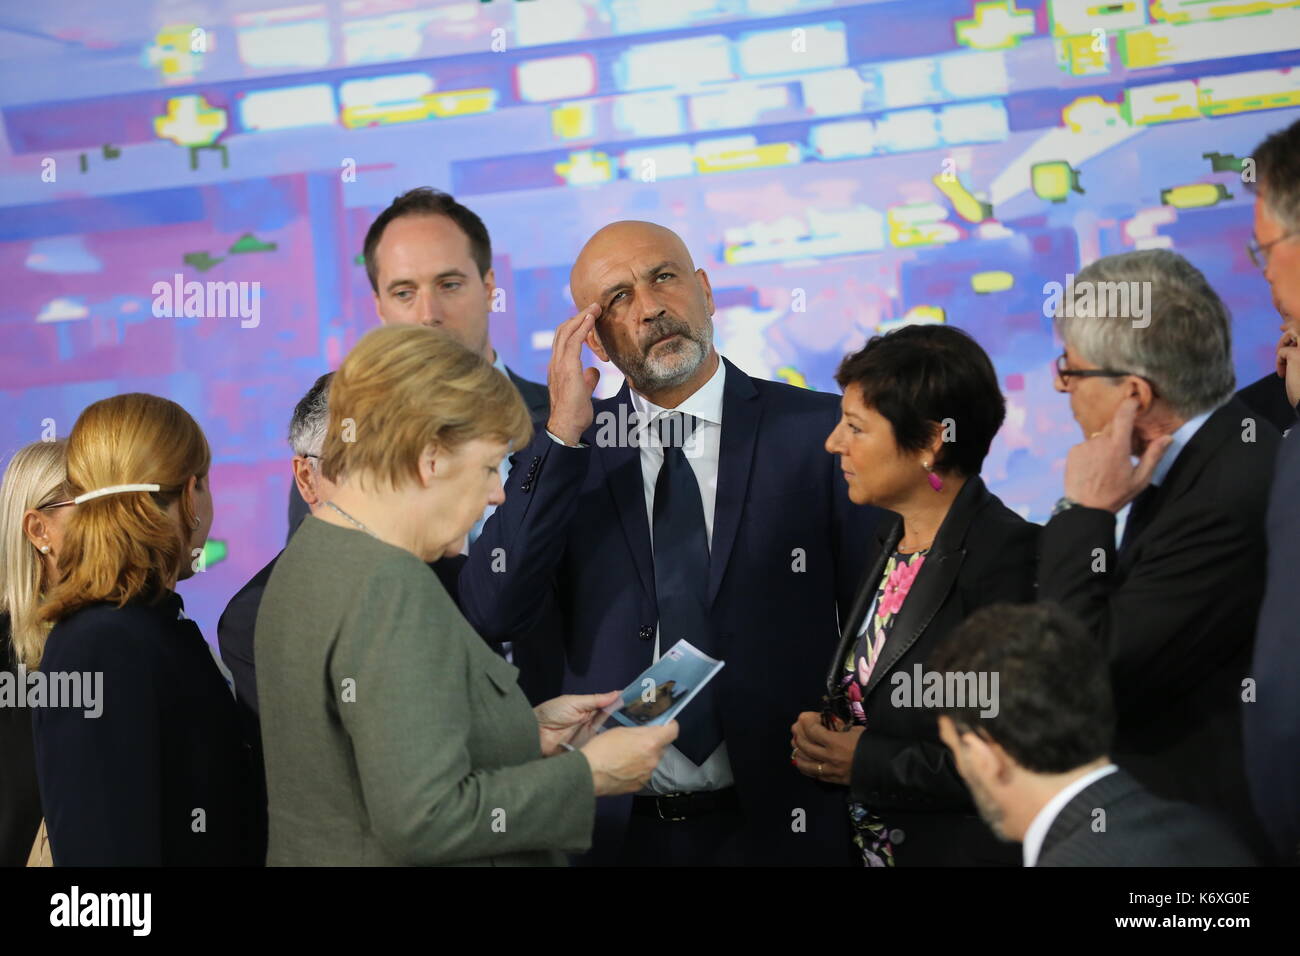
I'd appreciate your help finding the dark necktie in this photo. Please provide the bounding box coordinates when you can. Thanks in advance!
[651,411,723,765]
[1120,484,1160,552]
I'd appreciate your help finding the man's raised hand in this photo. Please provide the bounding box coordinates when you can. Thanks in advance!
[546,304,601,446]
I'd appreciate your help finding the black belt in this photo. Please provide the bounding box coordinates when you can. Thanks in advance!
[631,787,740,822]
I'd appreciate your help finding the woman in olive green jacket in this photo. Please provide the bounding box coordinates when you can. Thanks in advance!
[256,325,676,866]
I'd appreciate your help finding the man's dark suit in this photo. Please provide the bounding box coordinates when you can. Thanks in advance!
[831,475,1038,866]
[1237,371,1294,436]
[1037,769,1254,866]
[458,357,878,865]
[1246,414,1300,865]
[286,366,549,540]
[1039,398,1279,856]
[216,545,467,864]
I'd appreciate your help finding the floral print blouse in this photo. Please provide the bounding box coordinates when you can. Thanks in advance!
[837,549,928,867]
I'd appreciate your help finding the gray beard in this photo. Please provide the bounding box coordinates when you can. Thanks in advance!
[615,323,712,392]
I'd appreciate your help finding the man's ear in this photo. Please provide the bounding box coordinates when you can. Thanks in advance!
[291,457,315,506]
[697,268,715,315]
[961,726,1004,781]
[1129,375,1157,415]
[586,325,609,363]
[373,292,386,324]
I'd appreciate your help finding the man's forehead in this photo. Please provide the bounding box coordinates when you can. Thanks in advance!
[575,234,687,292]
[377,215,474,276]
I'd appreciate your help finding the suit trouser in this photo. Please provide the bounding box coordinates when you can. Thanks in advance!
[616,805,745,866]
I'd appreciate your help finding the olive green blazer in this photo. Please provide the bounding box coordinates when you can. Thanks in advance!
[255,516,594,866]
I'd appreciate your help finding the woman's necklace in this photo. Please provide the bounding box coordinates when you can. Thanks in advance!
[325,501,380,540]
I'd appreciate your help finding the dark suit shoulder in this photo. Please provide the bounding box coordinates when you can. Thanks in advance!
[1041,771,1255,866]
[748,372,839,413]
[219,556,279,627]
[505,367,550,422]
[41,601,178,679]
[958,487,1039,599]
[49,601,170,644]
[970,487,1038,541]
[1181,399,1279,521]
[1236,372,1295,435]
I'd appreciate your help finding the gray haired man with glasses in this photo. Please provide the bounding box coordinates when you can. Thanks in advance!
[1238,117,1300,434]
[1040,248,1279,862]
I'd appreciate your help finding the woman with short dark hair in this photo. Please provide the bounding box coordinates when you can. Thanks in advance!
[790,324,1039,866]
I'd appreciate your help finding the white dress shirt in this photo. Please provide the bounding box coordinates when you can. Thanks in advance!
[1022,763,1118,866]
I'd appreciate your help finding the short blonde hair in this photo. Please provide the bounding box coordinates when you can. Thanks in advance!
[40,394,211,627]
[322,325,533,488]
[0,441,68,669]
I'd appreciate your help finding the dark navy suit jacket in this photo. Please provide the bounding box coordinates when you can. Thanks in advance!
[459,357,879,865]
[1247,409,1300,865]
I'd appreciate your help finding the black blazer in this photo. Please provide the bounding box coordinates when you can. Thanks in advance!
[1037,768,1255,866]
[0,614,42,866]
[1039,398,1279,857]
[286,365,549,541]
[1246,421,1300,865]
[826,475,1039,866]
[33,592,256,865]
[1236,371,1295,436]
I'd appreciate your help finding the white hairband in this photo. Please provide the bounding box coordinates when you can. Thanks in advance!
[73,483,161,504]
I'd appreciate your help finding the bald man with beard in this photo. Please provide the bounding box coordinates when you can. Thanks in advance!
[459,222,879,866]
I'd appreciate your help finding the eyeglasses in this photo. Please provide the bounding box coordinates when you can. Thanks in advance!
[1247,231,1299,270]
[1053,353,1142,385]
[38,499,75,510]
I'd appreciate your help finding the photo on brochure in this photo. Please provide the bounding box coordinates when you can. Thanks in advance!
[603,639,725,729]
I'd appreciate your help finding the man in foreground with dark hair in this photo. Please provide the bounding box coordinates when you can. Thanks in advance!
[932,602,1254,867]
[288,187,547,540]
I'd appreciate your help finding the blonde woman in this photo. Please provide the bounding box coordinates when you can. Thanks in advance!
[33,394,255,866]
[0,440,71,866]
[256,325,676,866]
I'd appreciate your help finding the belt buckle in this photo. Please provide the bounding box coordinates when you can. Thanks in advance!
[657,791,690,822]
